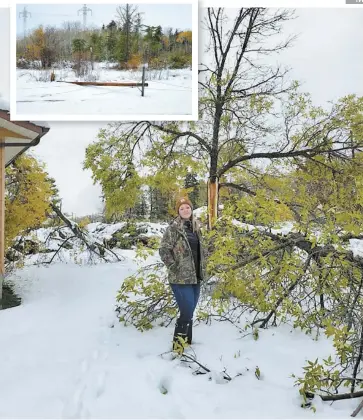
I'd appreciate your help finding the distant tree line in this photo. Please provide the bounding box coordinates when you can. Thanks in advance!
[16,4,192,70]
[103,173,207,223]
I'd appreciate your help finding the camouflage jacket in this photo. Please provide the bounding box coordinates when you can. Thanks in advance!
[159,216,207,284]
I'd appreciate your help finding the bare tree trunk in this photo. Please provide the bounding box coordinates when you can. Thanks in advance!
[77,52,81,76]
[90,47,94,70]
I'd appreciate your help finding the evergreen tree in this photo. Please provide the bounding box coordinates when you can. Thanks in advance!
[105,25,117,61]
[72,38,87,74]
[133,189,148,220]
[149,187,170,222]
[184,173,200,207]
[116,4,138,63]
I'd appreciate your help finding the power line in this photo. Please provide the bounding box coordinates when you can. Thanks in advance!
[147,87,191,92]
[149,79,192,90]
[78,4,92,30]
[31,13,74,17]
[19,6,31,39]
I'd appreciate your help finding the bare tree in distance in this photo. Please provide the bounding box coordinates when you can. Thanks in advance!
[116,3,138,63]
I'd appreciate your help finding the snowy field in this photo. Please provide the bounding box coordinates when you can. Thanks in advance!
[15,63,193,117]
[1,220,363,418]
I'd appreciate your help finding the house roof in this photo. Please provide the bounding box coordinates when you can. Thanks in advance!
[0,99,50,167]
[0,98,50,129]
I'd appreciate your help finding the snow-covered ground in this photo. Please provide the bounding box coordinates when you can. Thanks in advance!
[2,220,363,418]
[86,221,166,240]
[15,63,193,117]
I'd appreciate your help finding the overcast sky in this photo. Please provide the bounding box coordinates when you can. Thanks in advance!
[16,3,192,37]
[2,7,363,216]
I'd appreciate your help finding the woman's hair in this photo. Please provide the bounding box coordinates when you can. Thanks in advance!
[176,213,200,233]
[190,214,201,233]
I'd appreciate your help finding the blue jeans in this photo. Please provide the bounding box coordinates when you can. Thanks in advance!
[170,283,201,324]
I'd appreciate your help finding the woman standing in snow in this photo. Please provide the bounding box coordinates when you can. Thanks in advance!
[159,197,206,352]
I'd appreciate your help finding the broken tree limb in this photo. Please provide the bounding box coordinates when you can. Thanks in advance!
[207,177,218,230]
[351,399,363,417]
[57,81,148,87]
[321,391,363,401]
[180,352,232,381]
[47,235,77,264]
[251,255,312,329]
[303,389,363,416]
[50,204,122,262]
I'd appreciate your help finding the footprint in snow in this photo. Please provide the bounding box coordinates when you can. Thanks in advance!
[81,359,89,374]
[94,370,107,399]
[158,375,172,395]
[136,351,152,359]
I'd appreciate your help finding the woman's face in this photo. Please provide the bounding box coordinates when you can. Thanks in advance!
[179,204,192,219]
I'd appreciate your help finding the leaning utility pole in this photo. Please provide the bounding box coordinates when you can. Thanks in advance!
[19,6,31,39]
[78,4,92,30]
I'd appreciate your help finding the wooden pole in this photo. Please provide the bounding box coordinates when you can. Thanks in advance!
[0,138,5,307]
[141,65,146,97]
[57,81,148,87]
[90,46,94,70]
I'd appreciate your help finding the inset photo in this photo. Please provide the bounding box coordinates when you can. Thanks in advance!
[11,1,197,121]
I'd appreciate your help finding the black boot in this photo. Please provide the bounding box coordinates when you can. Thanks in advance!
[187,320,193,344]
[173,319,189,353]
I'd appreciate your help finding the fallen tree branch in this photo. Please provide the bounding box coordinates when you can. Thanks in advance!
[252,255,312,328]
[351,399,363,417]
[233,227,363,271]
[321,391,363,401]
[51,204,122,262]
[46,235,77,264]
[228,239,295,271]
[180,352,232,381]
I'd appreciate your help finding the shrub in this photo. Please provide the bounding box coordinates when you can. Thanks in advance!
[127,54,143,69]
[168,53,191,69]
